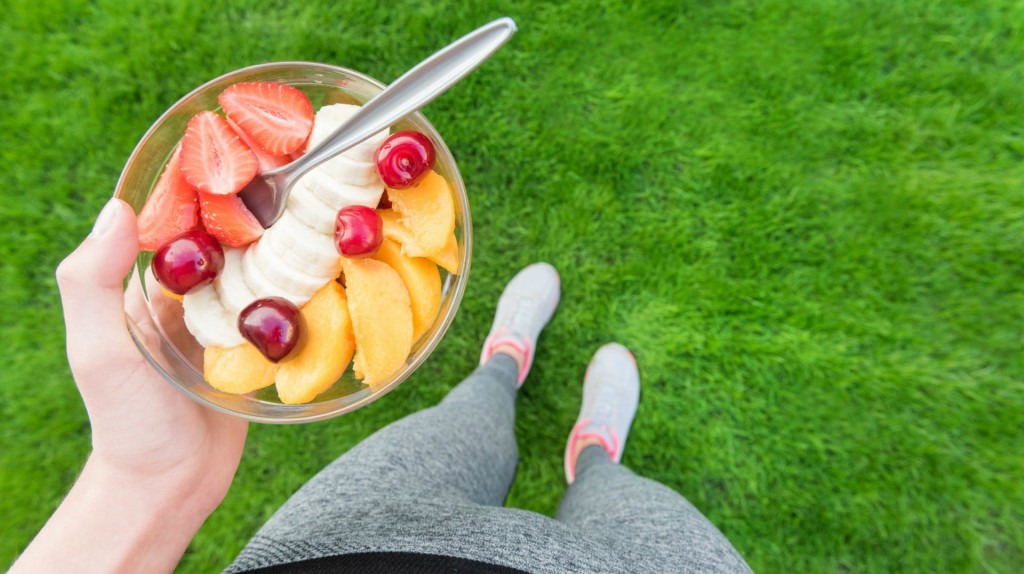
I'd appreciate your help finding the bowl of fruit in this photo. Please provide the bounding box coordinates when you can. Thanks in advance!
[116,61,470,423]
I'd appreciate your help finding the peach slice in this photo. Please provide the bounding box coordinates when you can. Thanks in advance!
[373,238,441,342]
[275,281,355,405]
[161,288,185,302]
[432,233,459,276]
[386,169,455,258]
[341,257,414,388]
[204,342,279,394]
[379,208,416,248]
[379,208,459,274]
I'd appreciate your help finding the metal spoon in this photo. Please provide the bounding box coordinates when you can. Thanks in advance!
[238,17,517,228]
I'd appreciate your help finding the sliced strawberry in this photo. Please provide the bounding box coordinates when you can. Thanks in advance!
[197,191,264,247]
[218,82,314,156]
[225,115,292,173]
[137,145,200,251]
[180,111,258,195]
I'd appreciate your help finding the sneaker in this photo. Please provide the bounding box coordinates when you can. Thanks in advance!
[479,262,561,386]
[564,343,640,484]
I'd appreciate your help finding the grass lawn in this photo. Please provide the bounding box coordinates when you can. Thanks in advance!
[2,0,1022,571]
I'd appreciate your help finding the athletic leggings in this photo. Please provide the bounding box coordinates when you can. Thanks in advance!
[225,355,753,573]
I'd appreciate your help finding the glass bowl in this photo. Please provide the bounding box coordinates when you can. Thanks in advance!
[115,62,471,423]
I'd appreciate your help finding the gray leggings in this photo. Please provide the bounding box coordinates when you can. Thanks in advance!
[226,355,753,573]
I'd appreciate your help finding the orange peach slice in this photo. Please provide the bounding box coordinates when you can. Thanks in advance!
[386,170,455,258]
[275,281,355,405]
[432,233,459,276]
[204,342,279,394]
[341,257,414,387]
[379,208,459,274]
[373,238,441,342]
[161,288,184,302]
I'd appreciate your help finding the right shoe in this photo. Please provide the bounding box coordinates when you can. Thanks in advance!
[564,343,641,484]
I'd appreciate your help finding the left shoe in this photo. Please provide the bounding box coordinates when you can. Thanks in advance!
[564,343,641,484]
[478,262,561,386]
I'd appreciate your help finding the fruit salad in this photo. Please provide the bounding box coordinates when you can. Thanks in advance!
[136,80,459,405]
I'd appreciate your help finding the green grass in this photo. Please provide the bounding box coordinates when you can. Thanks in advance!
[2,0,1022,571]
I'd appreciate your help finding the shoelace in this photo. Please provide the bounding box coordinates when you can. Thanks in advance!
[501,291,544,336]
[578,375,625,452]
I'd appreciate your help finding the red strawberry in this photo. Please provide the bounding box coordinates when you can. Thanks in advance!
[180,111,258,195]
[137,145,200,251]
[218,82,314,156]
[225,115,292,173]
[197,191,264,247]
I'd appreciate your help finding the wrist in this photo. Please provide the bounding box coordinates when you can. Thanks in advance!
[82,454,217,526]
[76,456,214,572]
[84,450,227,520]
[11,456,215,573]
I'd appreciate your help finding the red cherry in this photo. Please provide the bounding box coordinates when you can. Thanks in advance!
[374,130,436,189]
[335,205,383,258]
[152,229,225,295]
[238,297,302,363]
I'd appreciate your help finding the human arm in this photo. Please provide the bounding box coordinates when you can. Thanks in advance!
[10,198,248,573]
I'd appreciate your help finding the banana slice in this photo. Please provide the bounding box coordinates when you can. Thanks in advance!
[215,247,258,319]
[263,210,342,276]
[308,103,389,164]
[252,238,326,300]
[241,243,310,306]
[301,153,379,187]
[286,183,336,234]
[299,171,384,211]
[183,283,245,348]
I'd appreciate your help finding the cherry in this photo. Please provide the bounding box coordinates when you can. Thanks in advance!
[238,297,302,363]
[152,229,225,295]
[335,205,383,258]
[374,130,436,189]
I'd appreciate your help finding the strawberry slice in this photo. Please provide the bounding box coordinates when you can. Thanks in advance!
[225,115,292,173]
[197,191,264,247]
[180,111,258,195]
[137,145,200,251]
[218,82,314,156]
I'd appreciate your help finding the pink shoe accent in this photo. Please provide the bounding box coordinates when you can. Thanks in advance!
[480,328,533,386]
[564,419,621,484]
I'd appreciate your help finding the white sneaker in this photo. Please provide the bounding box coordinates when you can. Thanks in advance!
[479,262,561,386]
[564,343,640,484]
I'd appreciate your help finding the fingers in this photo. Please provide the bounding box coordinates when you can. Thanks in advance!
[56,198,142,383]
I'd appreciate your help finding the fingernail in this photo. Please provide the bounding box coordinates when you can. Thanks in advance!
[90,199,120,237]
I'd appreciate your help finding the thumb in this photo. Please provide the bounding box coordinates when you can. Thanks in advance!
[56,198,142,380]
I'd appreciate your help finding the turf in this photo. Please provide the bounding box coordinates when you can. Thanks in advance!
[2,0,1022,571]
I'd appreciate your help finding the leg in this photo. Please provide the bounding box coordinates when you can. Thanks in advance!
[293,353,522,506]
[556,344,753,573]
[558,446,753,573]
[226,263,561,572]
[224,356,520,572]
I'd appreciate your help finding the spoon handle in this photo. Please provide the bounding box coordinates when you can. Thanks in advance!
[281,17,517,184]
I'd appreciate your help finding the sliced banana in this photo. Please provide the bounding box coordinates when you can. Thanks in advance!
[215,247,258,319]
[241,243,310,306]
[252,238,326,300]
[286,183,336,234]
[299,170,384,211]
[183,283,245,348]
[308,103,389,164]
[263,210,342,275]
[302,153,379,187]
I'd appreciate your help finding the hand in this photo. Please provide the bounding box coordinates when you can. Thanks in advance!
[12,199,247,573]
[58,197,248,510]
